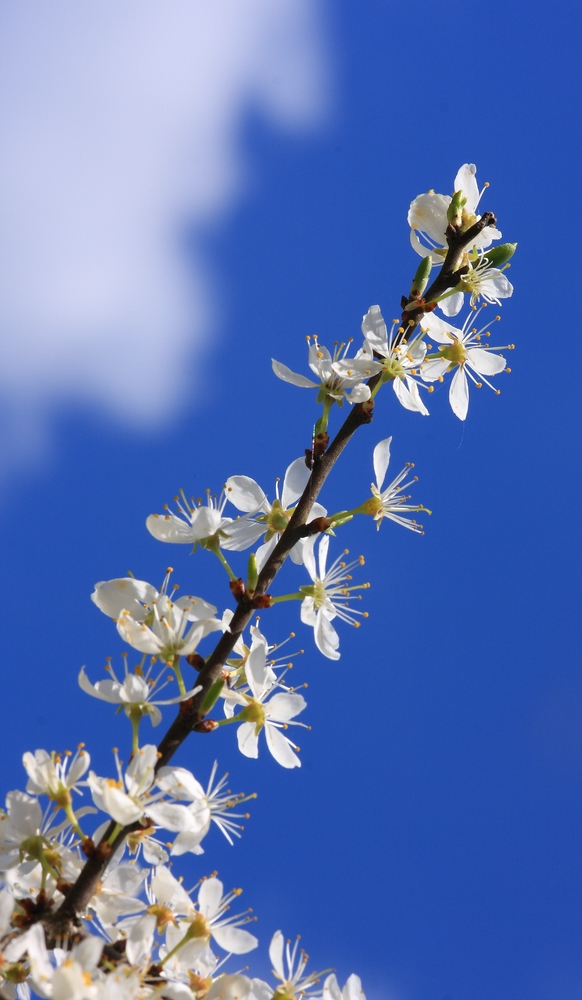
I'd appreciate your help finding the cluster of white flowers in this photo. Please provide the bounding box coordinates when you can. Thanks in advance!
[0,162,516,999]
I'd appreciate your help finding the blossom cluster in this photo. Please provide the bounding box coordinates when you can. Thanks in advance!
[0,163,516,999]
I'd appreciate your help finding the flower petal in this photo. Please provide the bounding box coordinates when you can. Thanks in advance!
[265,724,301,768]
[408,192,450,244]
[91,578,157,621]
[454,162,479,214]
[265,692,306,722]
[465,348,506,376]
[237,722,260,759]
[271,358,318,389]
[419,311,461,344]
[225,476,269,514]
[361,305,388,352]
[439,291,464,317]
[212,924,258,955]
[314,610,340,660]
[198,875,224,919]
[373,437,392,491]
[146,513,194,544]
[281,457,311,509]
[449,366,469,420]
[393,377,429,415]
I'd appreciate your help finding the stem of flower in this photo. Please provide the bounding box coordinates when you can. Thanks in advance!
[314,396,333,436]
[64,804,86,842]
[204,536,237,581]
[172,655,186,697]
[269,592,304,604]
[106,823,122,845]
[130,713,141,755]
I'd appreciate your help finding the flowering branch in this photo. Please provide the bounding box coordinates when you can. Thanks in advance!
[0,162,517,1000]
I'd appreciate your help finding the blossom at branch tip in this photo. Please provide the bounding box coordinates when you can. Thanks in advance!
[91,572,221,663]
[358,305,430,414]
[367,437,427,533]
[444,251,514,317]
[78,661,200,727]
[300,535,369,661]
[408,163,502,265]
[222,629,307,769]
[272,337,382,405]
[224,458,326,571]
[420,309,512,421]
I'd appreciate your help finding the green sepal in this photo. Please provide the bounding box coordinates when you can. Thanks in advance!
[480,242,517,269]
[410,256,432,296]
[201,679,225,714]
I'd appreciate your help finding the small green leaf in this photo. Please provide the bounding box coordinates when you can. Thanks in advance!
[201,679,225,714]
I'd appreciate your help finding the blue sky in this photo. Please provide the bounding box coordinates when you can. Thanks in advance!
[1,2,581,999]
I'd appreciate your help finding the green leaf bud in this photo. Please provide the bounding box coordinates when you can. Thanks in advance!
[410,256,432,297]
[246,552,258,594]
[447,190,467,226]
[201,678,225,714]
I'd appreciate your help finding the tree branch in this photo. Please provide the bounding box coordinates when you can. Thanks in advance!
[397,211,497,341]
[45,398,374,928]
[45,202,497,936]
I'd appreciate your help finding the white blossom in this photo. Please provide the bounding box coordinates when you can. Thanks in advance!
[222,630,306,769]
[91,573,221,664]
[124,869,258,969]
[251,930,325,1000]
[164,761,252,857]
[408,163,501,265]
[78,660,200,728]
[272,338,381,405]
[87,746,200,832]
[420,309,512,420]
[299,536,369,661]
[367,438,427,533]
[146,488,240,550]
[323,973,367,1000]
[22,747,90,807]
[224,458,325,571]
[357,305,430,414]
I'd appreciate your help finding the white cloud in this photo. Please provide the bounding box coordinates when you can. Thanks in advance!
[0,0,328,478]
